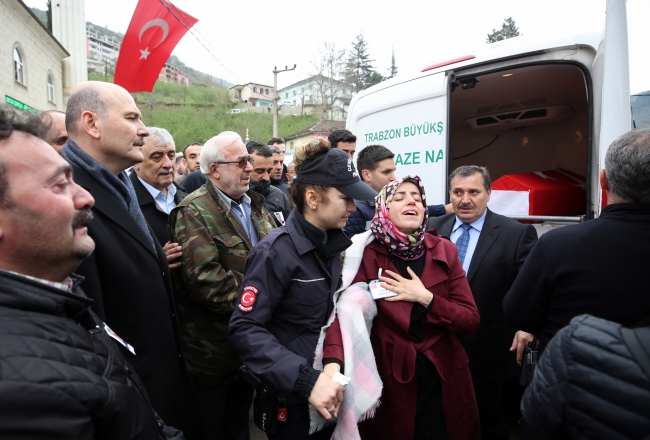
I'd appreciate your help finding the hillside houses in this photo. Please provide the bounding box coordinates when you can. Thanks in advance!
[229,83,275,107]
[277,75,352,121]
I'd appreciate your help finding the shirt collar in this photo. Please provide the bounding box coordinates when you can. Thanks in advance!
[137,176,176,201]
[5,270,73,292]
[452,209,488,233]
[211,182,251,210]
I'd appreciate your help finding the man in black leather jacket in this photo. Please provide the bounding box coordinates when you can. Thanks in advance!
[247,141,292,226]
[0,103,183,439]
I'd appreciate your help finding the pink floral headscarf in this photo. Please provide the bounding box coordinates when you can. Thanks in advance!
[369,175,429,261]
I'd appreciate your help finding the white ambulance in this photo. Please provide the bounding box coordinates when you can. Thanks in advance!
[347,0,631,225]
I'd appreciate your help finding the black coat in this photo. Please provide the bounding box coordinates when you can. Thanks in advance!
[260,185,292,226]
[70,165,204,440]
[0,271,183,440]
[228,210,343,405]
[504,203,650,351]
[129,172,188,246]
[182,170,207,193]
[428,209,538,381]
[520,314,650,440]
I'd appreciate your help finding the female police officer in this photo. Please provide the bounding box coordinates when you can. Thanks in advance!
[228,139,376,439]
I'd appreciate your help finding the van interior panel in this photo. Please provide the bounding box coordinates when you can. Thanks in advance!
[449,64,589,212]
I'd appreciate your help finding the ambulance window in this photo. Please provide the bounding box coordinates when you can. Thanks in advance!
[631,92,650,128]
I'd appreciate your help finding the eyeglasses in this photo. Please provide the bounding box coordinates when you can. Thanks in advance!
[215,155,254,169]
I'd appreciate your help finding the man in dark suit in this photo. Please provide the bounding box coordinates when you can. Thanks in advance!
[428,165,538,440]
[61,81,204,439]
[130,127,187,246]
[504,128,650,352]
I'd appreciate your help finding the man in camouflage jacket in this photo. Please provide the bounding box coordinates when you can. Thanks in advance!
[168,131,276,440]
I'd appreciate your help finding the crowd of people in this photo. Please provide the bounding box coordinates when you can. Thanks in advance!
[0,80,649,440]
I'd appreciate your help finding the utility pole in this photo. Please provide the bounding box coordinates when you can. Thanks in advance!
[273,64,296,137]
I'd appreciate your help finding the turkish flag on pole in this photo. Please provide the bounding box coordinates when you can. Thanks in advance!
[114,0,198,93]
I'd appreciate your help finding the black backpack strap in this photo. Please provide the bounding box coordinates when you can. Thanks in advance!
[620,326,650,379]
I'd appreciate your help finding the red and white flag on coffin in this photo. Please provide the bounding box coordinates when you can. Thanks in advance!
[114,0,198,93]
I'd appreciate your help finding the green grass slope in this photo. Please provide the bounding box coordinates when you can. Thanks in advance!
[89,73,320,150]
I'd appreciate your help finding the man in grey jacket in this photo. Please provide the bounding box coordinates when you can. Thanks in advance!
[247,141,292,226]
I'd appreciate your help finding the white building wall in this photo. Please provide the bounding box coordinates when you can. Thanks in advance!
[52,0,87,105]
[0,0,67,111]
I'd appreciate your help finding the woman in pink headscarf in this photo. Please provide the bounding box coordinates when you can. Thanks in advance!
[322,176,480,440]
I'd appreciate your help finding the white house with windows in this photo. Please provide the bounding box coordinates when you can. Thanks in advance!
[277,76,353,121]
[229,82,275,107]
[1,0,68,111]
[1,0,86,112]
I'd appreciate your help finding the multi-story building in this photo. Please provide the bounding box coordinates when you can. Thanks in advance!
[229,82,275,107]
[158,64,189,85]
[86,27,189,86]
[86,25,120,74]
[1,0,70,111]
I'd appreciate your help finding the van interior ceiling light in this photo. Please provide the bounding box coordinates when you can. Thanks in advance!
[503,73,513,77]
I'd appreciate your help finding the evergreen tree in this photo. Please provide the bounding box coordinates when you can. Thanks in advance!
[365,71,385,89]
[486,17,520,43]
[46,0,52,32]
[344,34,374,93]
[388,48,398,79]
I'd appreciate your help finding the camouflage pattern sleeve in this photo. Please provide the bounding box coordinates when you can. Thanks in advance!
[172,204,244,315]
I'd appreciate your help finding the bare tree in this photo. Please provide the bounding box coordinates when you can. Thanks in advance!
[309,43,348,119]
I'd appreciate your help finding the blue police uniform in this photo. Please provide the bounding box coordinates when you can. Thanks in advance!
[228,209,350,439]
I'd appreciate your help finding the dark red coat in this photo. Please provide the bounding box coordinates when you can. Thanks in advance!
[324,231,481,440]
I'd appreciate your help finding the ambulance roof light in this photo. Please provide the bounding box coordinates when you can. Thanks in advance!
[421,55,476,72]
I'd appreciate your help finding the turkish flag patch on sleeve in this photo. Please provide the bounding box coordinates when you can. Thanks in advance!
[238,286,258,312]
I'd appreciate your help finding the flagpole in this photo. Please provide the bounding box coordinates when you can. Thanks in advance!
[273,64,296,137]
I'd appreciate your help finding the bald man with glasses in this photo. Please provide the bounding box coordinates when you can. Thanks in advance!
[169,131,276,440]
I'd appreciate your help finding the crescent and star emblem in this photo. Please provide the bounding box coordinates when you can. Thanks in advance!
[138,18,170,60]
[238,286,258,312]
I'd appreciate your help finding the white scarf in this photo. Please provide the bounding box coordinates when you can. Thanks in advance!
[310,231,383,439]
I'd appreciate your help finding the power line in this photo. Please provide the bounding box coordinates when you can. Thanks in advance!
[159,0,241,81]
[167,0,240,77]
[157,0,243,83]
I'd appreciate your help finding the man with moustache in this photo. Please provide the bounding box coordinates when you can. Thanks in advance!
[61,81,204,439]
[170,131,276,440]
[428,165,537,440]
[0,104,183,439]
[247,140,291,226]
[130,127,187,246]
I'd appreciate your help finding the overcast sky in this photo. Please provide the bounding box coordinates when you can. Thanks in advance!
[24,0,650,93]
